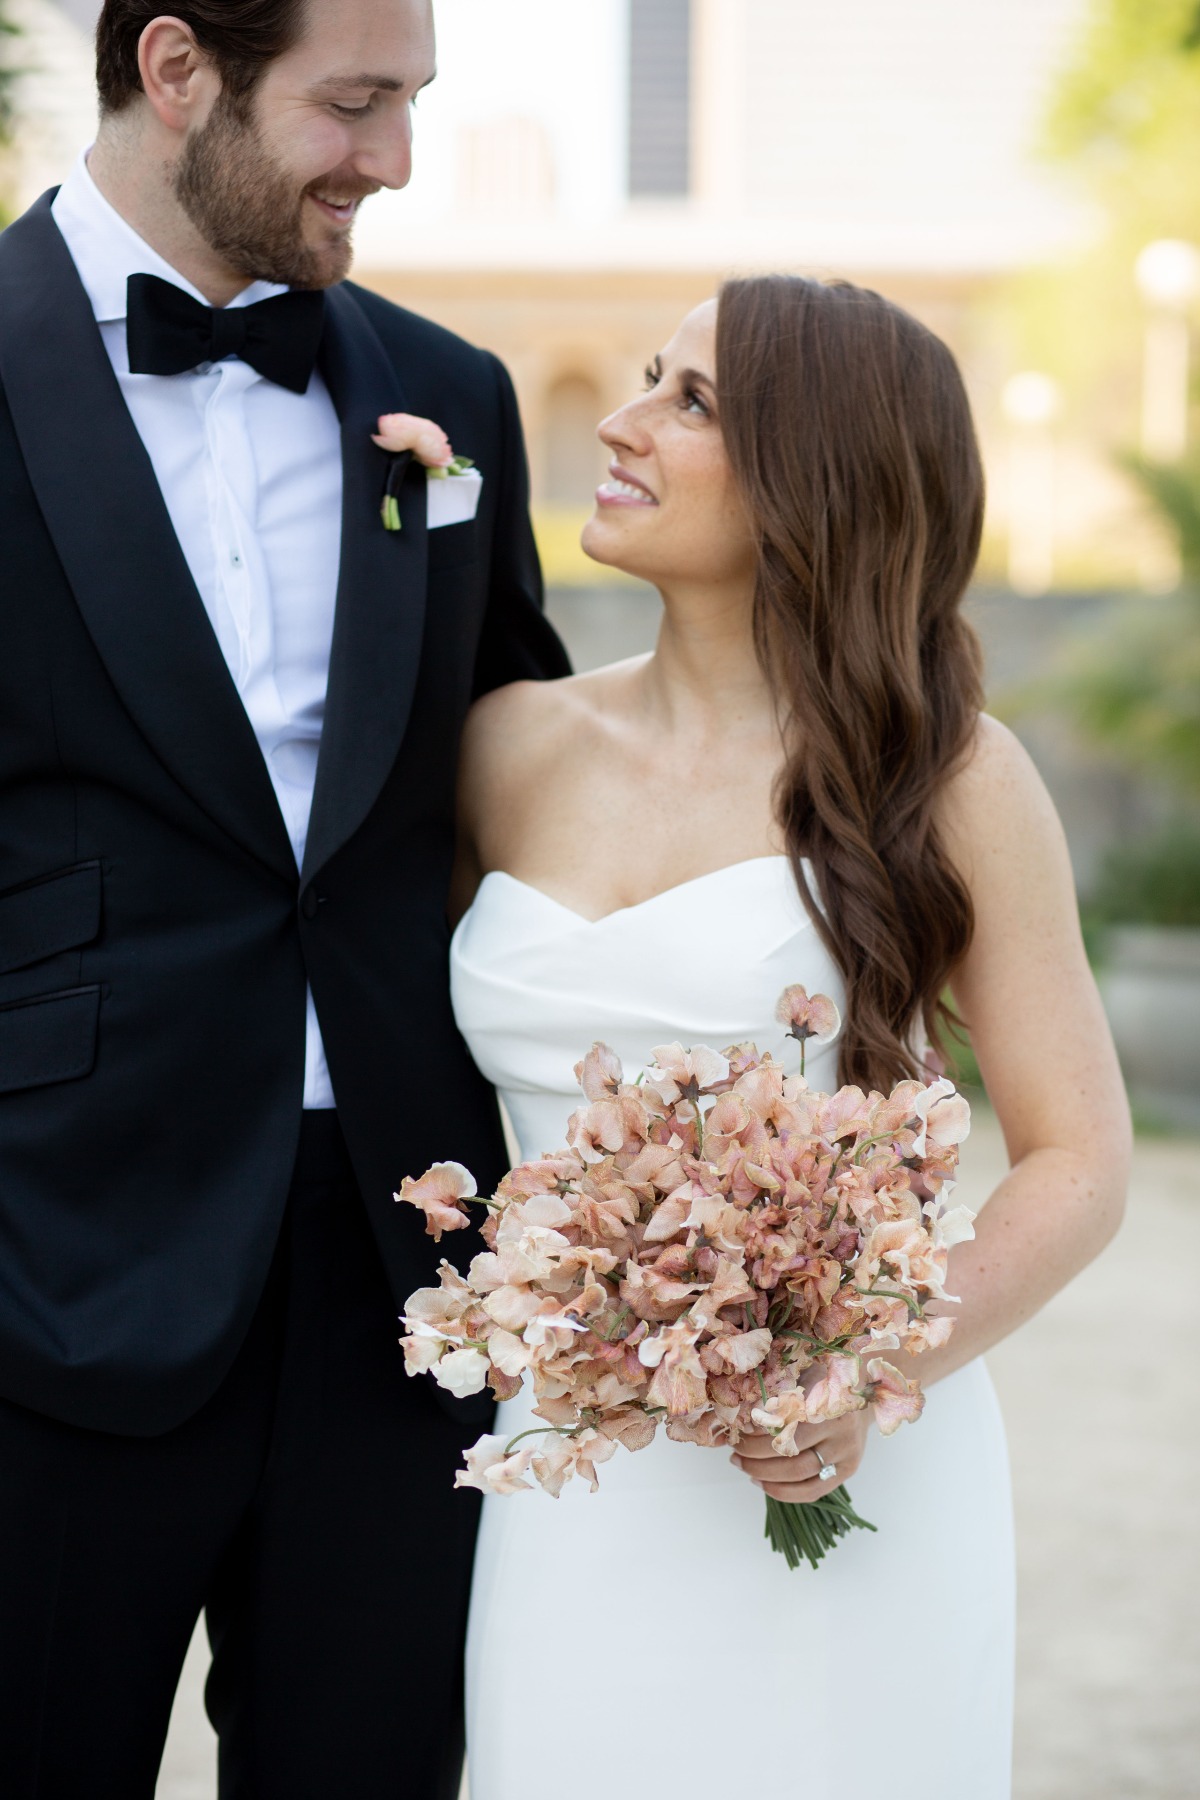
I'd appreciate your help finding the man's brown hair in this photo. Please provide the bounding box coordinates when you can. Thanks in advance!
[95,0,308,115]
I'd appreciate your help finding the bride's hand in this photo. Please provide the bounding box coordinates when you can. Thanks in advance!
[730,1409,871,1503]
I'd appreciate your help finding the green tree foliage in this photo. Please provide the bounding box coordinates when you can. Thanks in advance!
[1001,2,1200,809]
[1058,455,1200,800]
[1048,0,1200,212]
[999,1,1200,430]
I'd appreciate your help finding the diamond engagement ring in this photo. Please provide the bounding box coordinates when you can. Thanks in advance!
[813,1449,837,1482]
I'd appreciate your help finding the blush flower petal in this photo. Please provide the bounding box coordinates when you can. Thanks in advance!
[574,1042,625,1101]
[432,1346,490,1398]
[455,1434,536,1494]
[867,1357,926,1434]
[775,984,841,1045]
[372,411,454,466]
[395,1162,477,1240]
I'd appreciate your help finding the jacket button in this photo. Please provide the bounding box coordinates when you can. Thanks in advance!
[300,889,320,921]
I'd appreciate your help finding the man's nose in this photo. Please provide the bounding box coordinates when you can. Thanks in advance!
[359,106,415,191]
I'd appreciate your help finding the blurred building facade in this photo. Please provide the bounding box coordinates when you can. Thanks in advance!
[8,0,1185,602]
[12,0,1134,587]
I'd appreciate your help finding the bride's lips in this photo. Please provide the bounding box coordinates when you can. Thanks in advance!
[595,463,658,508]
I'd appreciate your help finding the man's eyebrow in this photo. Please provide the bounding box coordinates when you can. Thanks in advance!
[307,71,432,95]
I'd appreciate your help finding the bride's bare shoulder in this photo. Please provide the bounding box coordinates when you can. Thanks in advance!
[938,711,1068,891]
[460,656,648,800]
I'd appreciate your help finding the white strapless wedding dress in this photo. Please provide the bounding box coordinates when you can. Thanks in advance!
[451,857,1014,1799]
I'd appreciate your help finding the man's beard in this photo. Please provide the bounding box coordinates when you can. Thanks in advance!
[173,91,372,291]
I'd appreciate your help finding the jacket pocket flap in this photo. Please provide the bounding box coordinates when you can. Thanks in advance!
[0,987,100,1095]
[0,863,102,976]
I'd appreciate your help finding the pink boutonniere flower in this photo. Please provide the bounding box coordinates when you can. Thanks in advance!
[372,412,476,530]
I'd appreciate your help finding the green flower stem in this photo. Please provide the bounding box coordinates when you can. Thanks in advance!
[764,1487,877,1572]
[501,1424,575,1457]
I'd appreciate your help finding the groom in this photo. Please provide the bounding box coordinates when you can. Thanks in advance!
[0,0,568,1794]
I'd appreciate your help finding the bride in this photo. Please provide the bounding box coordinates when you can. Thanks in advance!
[449,275,1129,1797]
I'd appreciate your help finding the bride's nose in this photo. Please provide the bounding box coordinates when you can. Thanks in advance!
[597,399,652,459]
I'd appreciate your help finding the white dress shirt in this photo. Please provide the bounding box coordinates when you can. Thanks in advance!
[52,150,342,1108]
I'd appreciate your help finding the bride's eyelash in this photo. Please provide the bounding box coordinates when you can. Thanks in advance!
[643,364,660,391]
[683,385,709,416]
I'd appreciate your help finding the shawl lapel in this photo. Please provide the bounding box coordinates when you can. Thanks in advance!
[301,283,429,882]
[0,194,298,883]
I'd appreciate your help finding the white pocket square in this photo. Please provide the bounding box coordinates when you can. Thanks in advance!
[427,468,483,529]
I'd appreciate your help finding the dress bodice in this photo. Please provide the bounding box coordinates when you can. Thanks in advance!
[450,855,845,1162]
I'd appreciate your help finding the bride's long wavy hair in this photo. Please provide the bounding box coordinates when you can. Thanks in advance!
[715,275,985,1092]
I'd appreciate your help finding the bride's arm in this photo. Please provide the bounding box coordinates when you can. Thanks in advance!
[732,715,1131,1504]
[899,713,1131,1386]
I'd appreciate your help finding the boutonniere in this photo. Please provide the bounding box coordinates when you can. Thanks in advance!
[373,412,477,531]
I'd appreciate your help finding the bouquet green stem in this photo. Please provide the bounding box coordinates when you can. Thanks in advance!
[764,1487,877,1571]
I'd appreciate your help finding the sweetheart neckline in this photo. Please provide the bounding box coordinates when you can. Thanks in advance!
[472,855,796,927]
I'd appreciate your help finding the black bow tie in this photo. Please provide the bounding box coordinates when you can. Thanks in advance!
[125,273,326,394]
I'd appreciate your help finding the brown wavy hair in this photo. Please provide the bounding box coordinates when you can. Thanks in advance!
[715,275,985,1092]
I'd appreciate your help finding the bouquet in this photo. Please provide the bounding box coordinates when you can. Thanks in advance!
[397,986,974,1570]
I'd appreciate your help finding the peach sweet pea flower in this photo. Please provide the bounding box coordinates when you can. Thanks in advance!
[574,1042,624,1101]
[903,1314,956,1354]
[707,1327,773,1374]
[804,1353,866,1423]
[750,1389,810,1454]
[598,1406,658,1452]
[395,1162,477,1241]
[924,1199,977,1252]
[400,1325,448,1377]
[522,1298,592,1356]
[372,411,455,467]
[485,1329,536,1380]
[914,1078,972,1154]
[455,1435,536,1495]
[859,1217,949,1296]
[432,1345,490,1398]
[644,1043,730,1106]
[867,1357,925,1434]
[398,1262,480,1375]
[776,985,841,1046]
[495,1153,584,1206]
[531,1427,617,1497]
[567,1093,649,1162]
[816,1086,876,1144]
[619,1257,705,1322]
[638,1320,709,1416]
[687,1256,754,1333]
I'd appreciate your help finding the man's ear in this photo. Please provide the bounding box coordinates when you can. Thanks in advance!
[137,17,220,132]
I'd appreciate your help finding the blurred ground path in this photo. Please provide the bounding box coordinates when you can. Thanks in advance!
[157,1113,1200,1800]
[978,1115,1200,1799]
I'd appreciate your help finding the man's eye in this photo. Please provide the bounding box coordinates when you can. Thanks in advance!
[331,101,373,119]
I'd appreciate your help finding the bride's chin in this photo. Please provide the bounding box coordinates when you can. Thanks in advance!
[580,513,642,578]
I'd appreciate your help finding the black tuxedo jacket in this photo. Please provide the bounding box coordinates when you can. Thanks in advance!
[0,193,570,1436]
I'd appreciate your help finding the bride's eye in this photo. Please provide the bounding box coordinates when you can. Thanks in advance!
[683,386,710,417]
